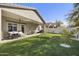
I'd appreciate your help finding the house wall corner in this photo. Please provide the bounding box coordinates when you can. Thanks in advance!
[0,8,3,41]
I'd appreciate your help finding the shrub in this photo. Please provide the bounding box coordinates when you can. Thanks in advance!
[61,29,75,44]
[62,29,73,38]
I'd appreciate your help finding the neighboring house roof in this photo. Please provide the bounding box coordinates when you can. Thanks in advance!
[46,22,57,26]
[0,3,45,24]
[46,22,63,28]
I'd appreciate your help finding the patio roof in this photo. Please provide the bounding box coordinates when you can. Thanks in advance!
[2,10,42,24]
[0,3,45,24]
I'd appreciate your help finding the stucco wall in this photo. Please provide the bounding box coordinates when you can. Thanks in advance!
[46,27,64,33]
[2,16,39,39]
[0,7,44,40]
[25,22,38,34]
[0,8,3,40]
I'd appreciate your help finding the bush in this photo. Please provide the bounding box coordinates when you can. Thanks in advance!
[62,29,73,38]
[61,29,77,44]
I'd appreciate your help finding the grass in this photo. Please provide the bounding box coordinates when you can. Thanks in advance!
[0,33,79,56]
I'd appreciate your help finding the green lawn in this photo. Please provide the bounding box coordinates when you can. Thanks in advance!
[0,33,79,56]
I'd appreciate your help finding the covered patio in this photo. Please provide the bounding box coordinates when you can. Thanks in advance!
[1,8,44,40]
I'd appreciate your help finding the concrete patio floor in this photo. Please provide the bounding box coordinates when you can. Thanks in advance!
[0,33,41,43]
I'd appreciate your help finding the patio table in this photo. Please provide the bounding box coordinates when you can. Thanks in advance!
[8,31,20,39]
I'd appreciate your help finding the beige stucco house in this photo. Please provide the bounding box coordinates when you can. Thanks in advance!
[46,22,65,33]
[0,4,45,40]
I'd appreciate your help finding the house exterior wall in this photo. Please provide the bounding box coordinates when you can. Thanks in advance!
[0,8,3,40]
[46,27,64,33]
[0,7,44,40]
[2,16,40,39]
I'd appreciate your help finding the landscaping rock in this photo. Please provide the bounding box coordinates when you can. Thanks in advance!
[60,43,71,48]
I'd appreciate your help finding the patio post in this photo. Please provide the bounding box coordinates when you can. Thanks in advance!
[44,24,47,33]
[0,9,3,40]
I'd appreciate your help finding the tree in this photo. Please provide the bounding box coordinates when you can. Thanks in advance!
[55,20,63,27]
[67,3,79,27]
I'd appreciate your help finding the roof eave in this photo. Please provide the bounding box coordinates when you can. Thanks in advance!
[0,4,45,24]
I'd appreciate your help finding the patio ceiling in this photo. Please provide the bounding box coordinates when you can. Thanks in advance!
[1,8,43,24]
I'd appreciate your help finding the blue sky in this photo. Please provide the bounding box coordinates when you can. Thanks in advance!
[18,3,73,24]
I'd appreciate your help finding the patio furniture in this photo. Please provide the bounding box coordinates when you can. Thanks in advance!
[8,31,21,39]
[18,31,25,36]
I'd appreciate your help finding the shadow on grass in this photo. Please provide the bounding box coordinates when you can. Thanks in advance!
[0,33,79,56]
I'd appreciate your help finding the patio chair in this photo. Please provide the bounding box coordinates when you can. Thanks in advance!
[3,32,13,39]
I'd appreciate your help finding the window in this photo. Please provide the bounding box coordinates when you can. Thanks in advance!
[8,23,17,31]
[8,23,12,31]
[13,24,17,31]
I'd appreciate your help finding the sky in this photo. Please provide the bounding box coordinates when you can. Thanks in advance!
[18,3,73,25]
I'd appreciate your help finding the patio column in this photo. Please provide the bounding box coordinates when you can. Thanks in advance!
[0,9,3,41]
[44,24,47,33]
